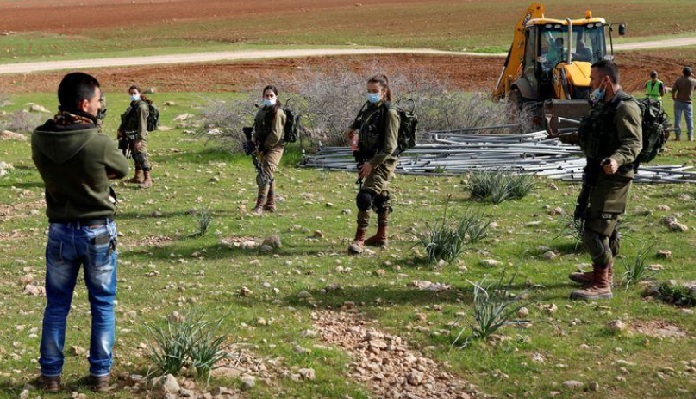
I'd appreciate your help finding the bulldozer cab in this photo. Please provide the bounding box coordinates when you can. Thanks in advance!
[523,21,608,102]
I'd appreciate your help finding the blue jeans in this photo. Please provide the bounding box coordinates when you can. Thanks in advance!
[39,220,118,378]
[673,100,693,138]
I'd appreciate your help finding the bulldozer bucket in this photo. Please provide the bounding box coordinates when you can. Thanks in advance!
[544,99,591,143]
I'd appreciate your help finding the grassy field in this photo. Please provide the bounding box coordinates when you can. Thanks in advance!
[1,0,696,63]
[1,91,695,398]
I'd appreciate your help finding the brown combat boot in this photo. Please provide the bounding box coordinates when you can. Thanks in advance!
[140,170,153,189]
[126,169,143,184]
[263,180,276,212]
[569,262,613,286]
[364,211,388,247]
[348,210,370,254]
[38,375,61,393]
[570,265,613,300]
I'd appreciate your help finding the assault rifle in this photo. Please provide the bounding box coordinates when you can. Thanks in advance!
[574,160,607,225]
[118,131,137,159]
[242,127,263,175]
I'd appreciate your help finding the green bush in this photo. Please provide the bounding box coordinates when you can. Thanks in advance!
[419,201,491,264]
[468,170,535,204]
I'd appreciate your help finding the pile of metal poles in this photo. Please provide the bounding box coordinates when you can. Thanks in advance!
[300,129,696,184]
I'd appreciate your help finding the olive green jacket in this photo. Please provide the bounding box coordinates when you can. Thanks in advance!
[254,106,286,151]
[119,100,149,140]
[32,118,129,222]
[350,102,399,168]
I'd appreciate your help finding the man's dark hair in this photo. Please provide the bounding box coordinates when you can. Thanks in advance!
[591,59,620,84]
[58,72,100,112]
[650,70,658,79]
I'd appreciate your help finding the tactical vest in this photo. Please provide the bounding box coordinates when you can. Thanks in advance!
[578,92,634,163]
[253,106,278,146]
[355,102,388,159]
[120,100,147,134]
[645,80,663,101]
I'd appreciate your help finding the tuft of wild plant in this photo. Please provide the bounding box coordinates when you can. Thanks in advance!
[468,170,535,204]
[142,309,233,382]
[656,283,696,307]
[0,110,43,133]
[453,270,527,348]
[190,207,212,238]
[418,198,491,264]
[622,244,658,287]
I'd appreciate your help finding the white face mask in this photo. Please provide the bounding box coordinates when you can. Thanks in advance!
[130,94,141,102]
[261,98,277,107]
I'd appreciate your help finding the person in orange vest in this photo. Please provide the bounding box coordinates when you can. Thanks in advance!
[645,70,665,104]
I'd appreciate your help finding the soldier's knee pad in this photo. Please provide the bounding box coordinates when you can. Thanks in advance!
[356,190,374,211]
[582,230,612,267]
[373,193,392,213]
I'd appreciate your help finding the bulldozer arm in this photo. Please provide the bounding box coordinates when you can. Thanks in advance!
[544,99,591,144]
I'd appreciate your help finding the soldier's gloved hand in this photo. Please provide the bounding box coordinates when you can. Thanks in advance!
[134,140,143,151]
[573,204,584,221]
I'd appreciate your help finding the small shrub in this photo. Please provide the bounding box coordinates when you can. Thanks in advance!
[453,270,526,348]
[468,170,535,204]
[198,98,256,152]
[190,207,212,238]
[0,110,43,133]
[622,244,657,287]
[142,309,233,380]
[418,199,491,264]
[656,283,696,307]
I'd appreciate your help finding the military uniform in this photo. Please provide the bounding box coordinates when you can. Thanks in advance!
[571,90,642,299]
[348,102,399,252]
[252,106,286,213]
[119,100,152,187]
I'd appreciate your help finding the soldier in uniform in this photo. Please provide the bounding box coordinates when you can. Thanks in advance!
[344,74,400,254]
[251,85,286,215]
[570,60,642,300]
[117,84,153,189]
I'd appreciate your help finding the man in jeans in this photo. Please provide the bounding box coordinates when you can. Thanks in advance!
[31,72,128,392]
[672,66,696,141]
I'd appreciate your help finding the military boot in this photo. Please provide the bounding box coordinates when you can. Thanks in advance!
[570,265,613,300]
[569,262,613,286]
[38,375,61,393]
[126,169,143,184]
[252,185,268,215]
[348,210,369,254]
[263,180,276,212]
[140,171,153,189]
[364,211,388,247]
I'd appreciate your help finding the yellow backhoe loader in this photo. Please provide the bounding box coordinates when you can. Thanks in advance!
[492,3,625,135]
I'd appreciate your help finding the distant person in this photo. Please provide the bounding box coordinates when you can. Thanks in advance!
[547,37,565,66]
[117,84,154,188]
[575,41,592,62]
[344,74,400,254]
[570,60,642,300]
[31,72,128,392]
[671,66,696,141]
[645,70,666,104]
[251,84,286,215]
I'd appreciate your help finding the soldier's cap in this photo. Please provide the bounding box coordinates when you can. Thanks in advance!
[684,66,693,75]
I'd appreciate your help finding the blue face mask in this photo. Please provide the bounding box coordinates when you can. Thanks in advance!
[366,93,381,104]
[590,85,605,104]
[130,94,140,102]
[261,98,276,107]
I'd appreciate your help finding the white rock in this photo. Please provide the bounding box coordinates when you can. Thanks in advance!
[562,380,584,390]
[163,374,179,394]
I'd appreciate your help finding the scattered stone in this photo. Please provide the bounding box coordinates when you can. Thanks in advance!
[23,284,45,296]
[587,381,599,392]
[163,374,180,394]
[657,204,671,211]
[240,375,255,390]
[543,250,558,260]
[164,101,176,106]
[544,303,558,314]
[480,259,502,267]
[517,307,529,318]
[562,380,584,390]
[607,320,627,334]
[342,209,352,215]
[1,130,26,141]
[314,230,324,238]
[169,311,184,323]
[657,250,672,259]
[548,207,565,216]
[297,291,312,299]
[28,103,50,113]
[240,286,252,297]
[298,368,316,380]
[262,235,281,248]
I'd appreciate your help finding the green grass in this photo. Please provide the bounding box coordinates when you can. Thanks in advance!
[1,87,696,398]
